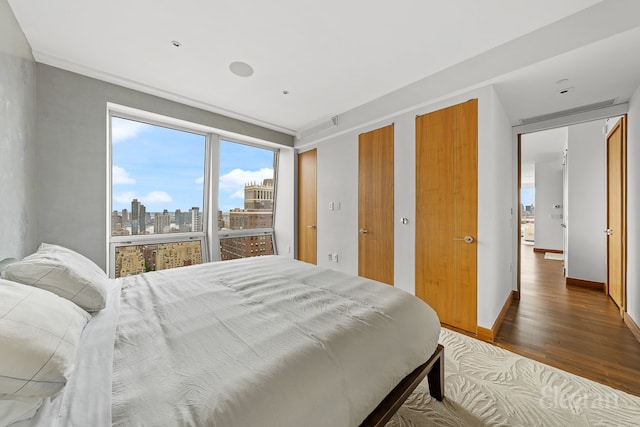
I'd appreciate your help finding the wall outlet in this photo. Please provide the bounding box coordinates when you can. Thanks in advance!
[329,202,334,211]
[333,253,339,263]
[328,253,333,261]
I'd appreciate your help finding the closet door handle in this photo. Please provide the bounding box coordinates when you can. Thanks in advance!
[359,228,368,234]
[306,224,317,229]
[453,236,474,244]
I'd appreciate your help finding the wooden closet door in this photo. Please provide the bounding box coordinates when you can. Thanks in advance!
[358,124,394,285]
[605,116,626,313]
[298,149,317,264]
[416,100,477,333]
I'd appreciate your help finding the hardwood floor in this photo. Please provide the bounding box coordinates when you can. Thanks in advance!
[494,244,640,397]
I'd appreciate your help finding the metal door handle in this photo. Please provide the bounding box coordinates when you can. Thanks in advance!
[453,236,474,243]
[306,224,316,229]
[359,228,368,234]
[604,228,613,236]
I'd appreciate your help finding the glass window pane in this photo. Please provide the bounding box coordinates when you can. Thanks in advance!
[111,116,206,237]
[114,240,203,278]
[220,235,274,261]
[218,140,276,231]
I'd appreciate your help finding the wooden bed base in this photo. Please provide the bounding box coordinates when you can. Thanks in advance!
[360,344,444,427]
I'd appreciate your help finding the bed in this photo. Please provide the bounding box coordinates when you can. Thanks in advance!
[1,245,442,426]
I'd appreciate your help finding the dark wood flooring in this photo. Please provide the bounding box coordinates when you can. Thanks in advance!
[494,244,640,397]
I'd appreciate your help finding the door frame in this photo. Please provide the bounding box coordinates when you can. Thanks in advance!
[515,114,628,314]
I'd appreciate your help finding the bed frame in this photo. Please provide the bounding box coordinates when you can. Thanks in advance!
[360,344,444,427]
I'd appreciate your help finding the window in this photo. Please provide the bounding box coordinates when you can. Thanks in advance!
[109,115,208,278]
[218,140,277,261]
[108,109,278,277]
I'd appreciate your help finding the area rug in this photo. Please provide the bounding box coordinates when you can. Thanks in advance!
[388,329,640,426]
[544,252,564,261]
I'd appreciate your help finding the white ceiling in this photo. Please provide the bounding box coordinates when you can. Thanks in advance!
[11,0,635,136]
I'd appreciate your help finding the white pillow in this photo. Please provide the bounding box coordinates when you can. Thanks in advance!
[0,397,43,425]
[2,243,108,312]
[0,278,91,398]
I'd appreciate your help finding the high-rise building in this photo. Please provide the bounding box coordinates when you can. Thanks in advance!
[122,208,129,224]
[175,209,183,227]
[154,209,171,234]
[140,204,147,234]
[228,179,274,230]
[131,199,140,235]
[191,207,201,232]
[243,179,274,210]
[220,235,274,260]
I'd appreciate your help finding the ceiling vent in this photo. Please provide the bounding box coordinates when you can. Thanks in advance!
[297,116,339,140]
[519,99,617,125]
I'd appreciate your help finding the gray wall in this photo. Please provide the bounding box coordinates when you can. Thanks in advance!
[0,0,37,260]
[35,65,293,270]
[566,120,606,283]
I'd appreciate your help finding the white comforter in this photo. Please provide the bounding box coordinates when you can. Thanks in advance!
[111,256,440,426]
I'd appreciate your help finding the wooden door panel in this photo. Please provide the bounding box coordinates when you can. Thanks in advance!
[298,149,317,264]
[416,100,477,333]
[606,118,625,310]
[358,124,394,285]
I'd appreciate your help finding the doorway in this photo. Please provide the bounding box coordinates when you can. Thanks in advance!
[516,116,627,322]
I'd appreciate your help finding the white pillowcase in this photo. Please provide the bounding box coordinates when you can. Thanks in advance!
[2,243,108,312]
[0,278,91,398]
[0,397,43,425]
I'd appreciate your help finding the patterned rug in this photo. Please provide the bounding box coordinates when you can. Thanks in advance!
[388,329,640,426]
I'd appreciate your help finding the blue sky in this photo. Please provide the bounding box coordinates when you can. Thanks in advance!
[111,117,274,213]
[521,188,534,207]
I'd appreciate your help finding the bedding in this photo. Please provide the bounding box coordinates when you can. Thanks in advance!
[111,256,440,426]
[0,278,91,398]
[2,243,108,312]
[15,255,440,426]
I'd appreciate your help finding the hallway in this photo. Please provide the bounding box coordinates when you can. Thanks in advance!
[495,244,640,396]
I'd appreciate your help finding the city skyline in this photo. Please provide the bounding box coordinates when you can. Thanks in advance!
[111,117,275,213]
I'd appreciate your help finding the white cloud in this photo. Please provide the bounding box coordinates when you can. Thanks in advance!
[113,191,137,204]
[195,176,204,184]
[113,191,173,206]
[112,165,135,184]
[219,168,273,193]
[142,191,173,204]
[111,118,148,143]
[230,190,244,199]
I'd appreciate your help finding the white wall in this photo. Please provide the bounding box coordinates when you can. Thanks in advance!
[297,85,514,330]
[566,120,606,283]
[627,84,640,324]
[0,0,37,260]
[35,64,293,270]
[274,147,295,258]
[534,161,564,251]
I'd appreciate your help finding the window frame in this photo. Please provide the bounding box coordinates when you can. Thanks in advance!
[106,104,279,277]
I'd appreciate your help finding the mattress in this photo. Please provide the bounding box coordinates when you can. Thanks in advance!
[19,256,440,426]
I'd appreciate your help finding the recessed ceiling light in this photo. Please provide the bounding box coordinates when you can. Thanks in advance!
[282,90,289,95]
[555,78,569,85]
[229,61,254,77]
[171,40,182,48]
